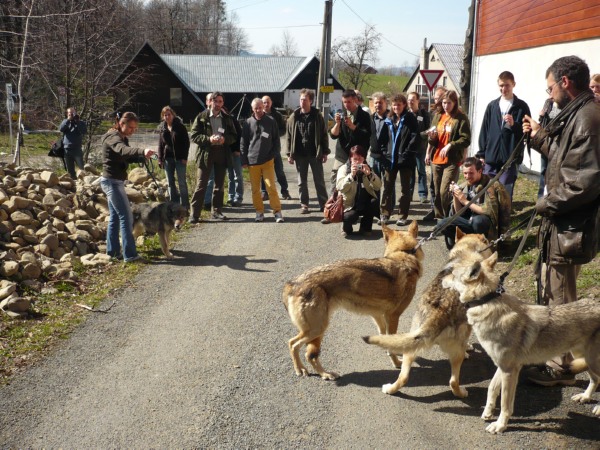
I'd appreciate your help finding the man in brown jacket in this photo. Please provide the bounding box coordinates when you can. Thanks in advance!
[523,55,600,386]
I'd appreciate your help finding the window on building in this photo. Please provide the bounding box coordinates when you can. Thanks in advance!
[170,88,182,106]
[430,55,436,62]
[443,76,447,87]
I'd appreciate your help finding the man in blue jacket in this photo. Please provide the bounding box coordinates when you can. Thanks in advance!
[59,107,87,178]
[476,71,530,199]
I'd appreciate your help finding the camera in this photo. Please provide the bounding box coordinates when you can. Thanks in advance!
[356,164,363,170]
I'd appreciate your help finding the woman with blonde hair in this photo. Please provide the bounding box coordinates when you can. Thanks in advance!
[158,106,190,210]
[590,73,600,100]
[100,112,155,263]
[425,90,471,219]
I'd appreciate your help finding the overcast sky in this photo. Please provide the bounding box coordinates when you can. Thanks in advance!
[232,0,472,67]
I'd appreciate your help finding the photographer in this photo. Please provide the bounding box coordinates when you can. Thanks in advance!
[336,145,381,238]
[100,112,155,263]
[59,107,87,178]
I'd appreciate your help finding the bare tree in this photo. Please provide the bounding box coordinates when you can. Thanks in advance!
[332,25,382,90]
[269,30,299,57]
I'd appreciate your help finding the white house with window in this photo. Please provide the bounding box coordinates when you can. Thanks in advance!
[403,39,463,103]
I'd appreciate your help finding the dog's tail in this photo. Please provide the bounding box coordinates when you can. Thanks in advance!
[362,330,430,354]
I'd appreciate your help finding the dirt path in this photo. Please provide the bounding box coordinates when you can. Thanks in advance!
[0,150,597,448]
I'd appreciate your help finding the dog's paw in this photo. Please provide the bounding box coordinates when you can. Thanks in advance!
[481,408,494,421]
[321,371,339,380]
[382,383,398,395]
[571,393,592,404]
[592,405,600,416]
[452,386,468,398]
[485,421,507,434]
[295,367,309,377]
[166,252,174,260]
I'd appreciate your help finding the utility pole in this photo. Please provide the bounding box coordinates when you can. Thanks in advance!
[317,0,333,122]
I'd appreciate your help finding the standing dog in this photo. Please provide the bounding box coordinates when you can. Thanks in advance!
[363,229,492,398]
[283,222,424,380]
[442,251,600,433]
[132,201,187,259]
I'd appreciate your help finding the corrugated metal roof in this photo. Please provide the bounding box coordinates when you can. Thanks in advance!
[432,43,464,90]
[159,54,311,93]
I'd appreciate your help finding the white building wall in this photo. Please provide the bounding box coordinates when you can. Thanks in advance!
[470,38,600,173]
[284,89,343,116]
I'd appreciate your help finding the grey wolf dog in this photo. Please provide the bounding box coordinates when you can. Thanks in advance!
[132,201,187,259]
[363,229,492,398]
[442,251,600,433]
[283,222,424,380]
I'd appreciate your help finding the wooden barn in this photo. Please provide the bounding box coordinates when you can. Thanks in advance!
[469,0,600,172]
[111,43,344,124]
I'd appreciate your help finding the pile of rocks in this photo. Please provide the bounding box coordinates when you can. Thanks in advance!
[0,163,168,318]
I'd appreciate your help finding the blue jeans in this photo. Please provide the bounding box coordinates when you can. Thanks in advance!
[64,147,84,179]
[440,214,492,246]
[410,151,428,198]
[484,162,517,201]
[228,153,244,202]
[164,158,189,209]
[204,169,215,205]
[100,177,138,261]
[261,151,288,194]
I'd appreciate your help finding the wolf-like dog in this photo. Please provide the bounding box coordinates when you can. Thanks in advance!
[132,201,187,259]
[283,222,424,380]
[442,251,600,434]
[363,229,492,398]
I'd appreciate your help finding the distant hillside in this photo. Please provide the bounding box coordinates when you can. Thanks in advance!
[338,73,410,97]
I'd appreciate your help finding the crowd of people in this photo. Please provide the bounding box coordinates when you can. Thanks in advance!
[81,55,600,387]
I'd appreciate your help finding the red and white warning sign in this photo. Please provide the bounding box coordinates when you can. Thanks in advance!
[419,70,444,91]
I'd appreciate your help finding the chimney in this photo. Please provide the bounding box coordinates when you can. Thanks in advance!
[420,38,428,70]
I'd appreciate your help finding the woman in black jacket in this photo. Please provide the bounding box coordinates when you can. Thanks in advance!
[158,106,191,210]
[100,112,155,263]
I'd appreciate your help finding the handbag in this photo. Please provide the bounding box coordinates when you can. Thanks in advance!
[323,189,344,223]
[48,137,65,158]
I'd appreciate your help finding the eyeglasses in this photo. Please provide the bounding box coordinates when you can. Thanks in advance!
[546,80,562,95]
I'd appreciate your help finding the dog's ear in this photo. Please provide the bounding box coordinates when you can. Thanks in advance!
[455,227,465,242]
[407,220,418,237]
[467,261,482,281]
[482,252,498,271]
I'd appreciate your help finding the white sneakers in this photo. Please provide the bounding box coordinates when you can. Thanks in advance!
[255,212,284,223]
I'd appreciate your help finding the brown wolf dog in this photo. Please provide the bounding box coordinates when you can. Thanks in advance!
[132,201,187,259]
[283,222,424,380]
[442,251,600,433]
[363,229,491,398]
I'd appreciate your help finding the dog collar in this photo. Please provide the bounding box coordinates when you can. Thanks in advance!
[463,291,501,309]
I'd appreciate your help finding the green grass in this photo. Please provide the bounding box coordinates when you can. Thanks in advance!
[337,73,410,97]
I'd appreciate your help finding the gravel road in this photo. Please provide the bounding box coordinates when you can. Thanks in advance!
[0,144,597,448]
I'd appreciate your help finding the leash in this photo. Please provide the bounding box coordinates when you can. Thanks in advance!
[414,133,527,252]
[497,208,538,289]
[479,209,538,253]
[137,156,166,198]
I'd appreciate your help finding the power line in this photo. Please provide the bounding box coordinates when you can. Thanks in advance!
[339,0,419,58]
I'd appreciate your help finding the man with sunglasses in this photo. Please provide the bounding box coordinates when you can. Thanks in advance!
[522,56,600,387]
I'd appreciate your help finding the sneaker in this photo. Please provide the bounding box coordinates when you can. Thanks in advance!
[525,366,576,387]
[396,218,407,226]
[261,192,269,201]
[274,212,284,223]
[125,255,149,264]
[255,212,264,222]
[321,218,330,224]
[300,205,310,214]
[420,197,428,204]
[378,215,389,225]
[281,191,292,200]
[211,211,228,220]
[188,216,200,224]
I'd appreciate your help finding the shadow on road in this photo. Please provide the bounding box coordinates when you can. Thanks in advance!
[153,249,277,272]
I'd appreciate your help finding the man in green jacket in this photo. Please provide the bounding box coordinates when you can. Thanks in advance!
[189,91,237,222]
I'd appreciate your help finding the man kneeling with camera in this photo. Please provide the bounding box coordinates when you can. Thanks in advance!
[336,145,382,238]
